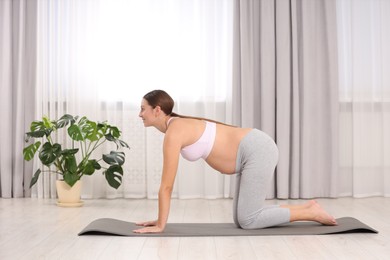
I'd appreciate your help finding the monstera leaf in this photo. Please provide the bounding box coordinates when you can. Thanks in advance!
[81,159,101,175]
[23,141,41,161]
[103,151,125,166]
[39,142,62,166]
[56,114,78,129]
[104,165,123,189]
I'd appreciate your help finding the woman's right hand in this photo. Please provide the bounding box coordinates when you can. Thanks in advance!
[135,220,158,227]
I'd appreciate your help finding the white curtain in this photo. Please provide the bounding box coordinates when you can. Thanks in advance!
[0,0,37,198]
[337,0,390,197]
[32,0,234,199]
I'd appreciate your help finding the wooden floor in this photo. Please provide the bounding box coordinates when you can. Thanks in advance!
[0,197,389,260]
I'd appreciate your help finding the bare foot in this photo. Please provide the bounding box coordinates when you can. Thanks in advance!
[288,201,337,225]
[308,202,337,226]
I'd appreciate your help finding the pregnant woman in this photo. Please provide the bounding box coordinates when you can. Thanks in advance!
[134,90,337,233]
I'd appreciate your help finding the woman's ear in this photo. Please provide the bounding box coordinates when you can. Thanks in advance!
[154,105,162,117]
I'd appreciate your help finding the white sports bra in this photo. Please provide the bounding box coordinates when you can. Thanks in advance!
[167,117,216,161]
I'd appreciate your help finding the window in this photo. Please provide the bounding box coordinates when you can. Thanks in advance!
[37,0,233,103]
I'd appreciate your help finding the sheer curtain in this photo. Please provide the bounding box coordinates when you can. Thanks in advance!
[32,0,234,199]
[337,0,390,197]
[0,0,37,198]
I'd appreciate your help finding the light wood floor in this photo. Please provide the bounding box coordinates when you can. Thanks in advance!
[1,197,389,260]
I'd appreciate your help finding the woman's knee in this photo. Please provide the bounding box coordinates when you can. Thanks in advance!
[236,206,290,230]
[236,217,267,230]
[236,212,267,230]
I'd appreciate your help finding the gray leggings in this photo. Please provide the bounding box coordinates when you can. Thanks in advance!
[233,129,290,229]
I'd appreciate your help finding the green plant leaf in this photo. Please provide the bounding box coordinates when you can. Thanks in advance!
[63,171,80,187]
[68,124,84,141]
[104,134,130,149]
[97,122,106,128]
[82,163,95,176]
[42,116,55,129]
[61,148,79,156]
[44,129,53,137]
[78,116,91,133]
[79,116,96,132]
[91,159,101,170]
[39,142,62,165]
[89,131,104,142]
[30,121,45,132]
[26,130,47,138]
[105,134,115,142]
[64,154,77,174]
[103,151,125,166]
[97,122,107,134]
[108,126,120,138]
[82,159,101,175]
[104,165,123,189]
[23,141,42,161]
[83,121,102,141]
[56,114,77,129]
[29,169,41,188]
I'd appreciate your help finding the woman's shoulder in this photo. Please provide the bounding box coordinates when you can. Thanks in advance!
[163,118,191,147]
[168,117,202,126]
[165,117,203,137]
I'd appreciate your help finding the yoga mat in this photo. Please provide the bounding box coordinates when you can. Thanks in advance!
[78,217,377,237]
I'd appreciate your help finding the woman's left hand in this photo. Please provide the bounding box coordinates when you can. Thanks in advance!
[133,225,164,234]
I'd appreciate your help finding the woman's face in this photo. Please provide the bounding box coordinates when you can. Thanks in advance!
[139,98,156,127]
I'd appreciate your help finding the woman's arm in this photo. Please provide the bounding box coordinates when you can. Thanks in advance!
[133,131,181,233]
[157,134,181,229]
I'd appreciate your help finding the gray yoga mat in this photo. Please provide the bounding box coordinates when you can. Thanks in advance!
[78,217,377,237]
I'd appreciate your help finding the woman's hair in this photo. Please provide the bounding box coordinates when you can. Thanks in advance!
[143,90,175,115]
[143,90,235,126]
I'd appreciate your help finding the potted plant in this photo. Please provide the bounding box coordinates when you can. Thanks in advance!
[23,114,129,206]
